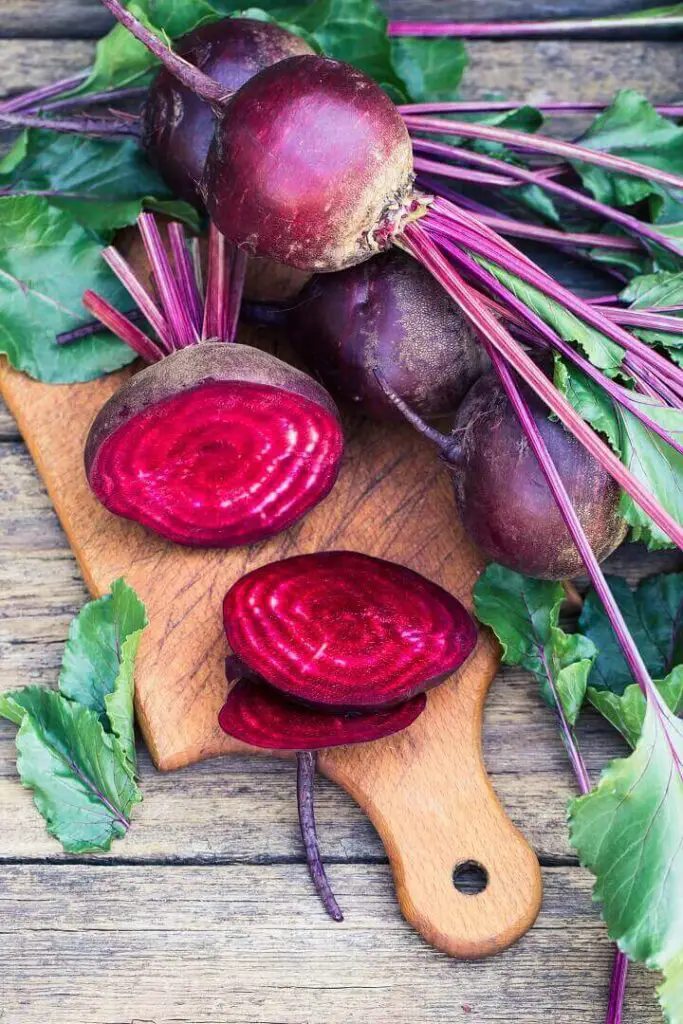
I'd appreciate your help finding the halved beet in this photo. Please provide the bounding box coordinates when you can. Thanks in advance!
[219,677,426,750]
[85,343,344,547]
[223,551,477,707]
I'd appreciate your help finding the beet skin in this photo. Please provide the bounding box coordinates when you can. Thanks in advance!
[448,370,628,579]
[287,249,488,420]
[202,56,415,272]
[143,18,313,205]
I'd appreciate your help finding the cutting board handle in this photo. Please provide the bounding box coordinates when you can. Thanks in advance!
[322,639,542,958]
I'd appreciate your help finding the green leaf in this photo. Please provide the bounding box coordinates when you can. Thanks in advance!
[573,90,683,223]
[0,130,200,238]
[473,563,594,724]
[479,258,624,372]
[80,0,222,93]
[311,0,405,97]
[0,688,140,853]
[389,36,467,102]
[588,664,683,748]
[569,696,683,1020]
[579,572,683,694]
[622,271,683,310]
[0,196,136,382]
[59,578,148,774]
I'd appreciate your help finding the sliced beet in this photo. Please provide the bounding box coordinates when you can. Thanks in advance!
[219,677,426,750]
[86,343,344,548]
[223,550,477,707]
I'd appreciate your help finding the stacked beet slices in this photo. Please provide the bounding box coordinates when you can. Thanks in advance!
[219,550,477,920]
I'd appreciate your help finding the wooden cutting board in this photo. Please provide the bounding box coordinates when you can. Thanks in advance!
[0,322,542,959]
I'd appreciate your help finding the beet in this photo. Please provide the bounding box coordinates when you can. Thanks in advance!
[202,56,415,272]
[245,249,487,420]
[223,550,478,707]
[384,367,627,580]
[219,677,426,750]
[219,550,475,921]
[143,18,313,205]
[83,214,344,548]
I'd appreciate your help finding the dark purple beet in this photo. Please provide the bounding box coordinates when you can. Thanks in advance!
[142,18,313,205]
[219,677,426,750]
[202,56,415,271]
[218,550,475,922]
[279,249,488,421]
[385,367,627,580]
[223,550,477,707]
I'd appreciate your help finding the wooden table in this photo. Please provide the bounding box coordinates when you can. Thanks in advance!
[1,2,681,1021]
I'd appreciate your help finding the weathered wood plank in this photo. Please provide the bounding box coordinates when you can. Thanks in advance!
[0,440,679,862]
[0,0,656,40]
[0,38,679,106]
[0,863,661,1023]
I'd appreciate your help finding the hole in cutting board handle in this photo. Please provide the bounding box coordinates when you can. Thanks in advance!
[453,860,489,896]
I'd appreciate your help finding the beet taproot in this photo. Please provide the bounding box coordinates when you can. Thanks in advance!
[219,550,476,921]
[223,550,478,707]
[83,213,344,548]
[143,18,313,205]
[245,249,487,420]
[202,56,416,272]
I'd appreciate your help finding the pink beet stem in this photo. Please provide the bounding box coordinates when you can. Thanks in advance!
[297,752,344,923]
[31,85,148,115]
[202,222,229,341]
[0,72,87,115]
[138,213,199,349]
[56,308,143,345]
[98,0,229,107]
[427,197,683,389]
[411,138,683,258]
[403,113,683,192]
[227,248,248,344]
[413,155,518,187]
[401,219,683,549]
[82,290,164,362]
[0,109,138,135]
[598,308,683,335]
[400,100,683,117]
[102,245,174,353]
[436,237,683,457]
[388,16,683,37]
[168,223,204,338]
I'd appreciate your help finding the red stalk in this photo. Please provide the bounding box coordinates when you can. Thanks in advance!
[30,85,148,115]
[0,110,138,136]
[401,100,683,118]
[400,220,683,549]
[0,72,87,115]
[202,223,229,341]
[138,212,198,349]
[102,246,174,352]
[388,15,683,38]
[413,156,518,187]
[168,223,204,338]
[409,139,683,258]
[403,113,683,193]
[227,249,248,344]
[98,0,230,107]
[82,290,164,363]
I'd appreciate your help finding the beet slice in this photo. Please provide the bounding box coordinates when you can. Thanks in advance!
[86,344,344,547]
[223,550,477,707]
[219,677,426,750]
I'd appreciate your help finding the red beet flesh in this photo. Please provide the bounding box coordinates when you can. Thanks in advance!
[286,249,488,420]
[202,56,415,271]
[85,344,344,548]
[448,369,628,579]
[143,18,313,205]
[219,677,426,750]
[223,551,477,707]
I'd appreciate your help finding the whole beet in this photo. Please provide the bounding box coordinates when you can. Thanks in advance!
[143,19,313,205]
[284,250,488,420]
[447,369,628,579]
[202,56,415,271]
